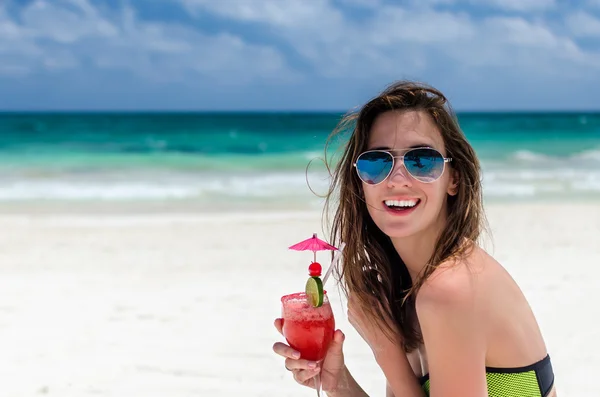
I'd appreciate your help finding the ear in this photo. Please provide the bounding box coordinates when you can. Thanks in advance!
[447,168,459,196]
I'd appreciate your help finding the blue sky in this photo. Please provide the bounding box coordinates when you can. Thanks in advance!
[1,0,599,111]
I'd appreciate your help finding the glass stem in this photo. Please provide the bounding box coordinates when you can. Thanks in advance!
[314,373,321,397]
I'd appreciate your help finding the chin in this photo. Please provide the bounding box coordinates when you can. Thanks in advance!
[373,220,419,239]
[382,226,419,239]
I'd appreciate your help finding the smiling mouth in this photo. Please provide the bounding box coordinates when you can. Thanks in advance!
[384,199,421,211]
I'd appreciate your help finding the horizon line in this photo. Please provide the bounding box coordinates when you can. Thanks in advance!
[1,109,600,114]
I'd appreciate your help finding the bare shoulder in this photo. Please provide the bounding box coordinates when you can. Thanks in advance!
[416,244,549,376]
[415,244,492,312]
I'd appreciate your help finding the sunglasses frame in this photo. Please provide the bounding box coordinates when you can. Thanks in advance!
[353,147,453,186]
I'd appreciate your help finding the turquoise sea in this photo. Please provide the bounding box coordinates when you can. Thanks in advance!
[1,112,599,209]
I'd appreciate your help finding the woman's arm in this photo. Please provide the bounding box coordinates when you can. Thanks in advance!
[346,293,425,397]
[327,363,423,397]
[386,382,395,397]
[375,348,426,397]
[416,268,488,397]
[326,366,369,397]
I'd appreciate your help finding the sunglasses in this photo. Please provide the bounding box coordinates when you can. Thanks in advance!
[353,147,452,185]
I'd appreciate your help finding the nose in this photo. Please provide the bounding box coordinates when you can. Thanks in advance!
[387,160,412,188]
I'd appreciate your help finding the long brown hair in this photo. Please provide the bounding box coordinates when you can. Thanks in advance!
[323,80,487,351]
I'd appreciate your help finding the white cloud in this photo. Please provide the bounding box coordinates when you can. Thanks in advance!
[407,0,557,12]
[479,0,556,12]
[20,0,118,43]
[180,0,378,78]
[447,16,596,74]
[0,0,291,83]
[485,17,565,48]
[336,0,383,8]
[0,63,30,76]
[411,0,456,5]
[180,0,342,30]
[41,50,80,70]
[369,7,475,44]
[0,10,20,39]
[3,0,599,89]
[178,0,600,81]
[587,0,600,8]
[566,11,600,37]
[178,1,473,77]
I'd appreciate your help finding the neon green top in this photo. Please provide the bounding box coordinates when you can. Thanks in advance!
[419,354,554,397]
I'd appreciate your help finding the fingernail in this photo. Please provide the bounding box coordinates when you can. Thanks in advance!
[308,361,317,369]
[292,351,301,359]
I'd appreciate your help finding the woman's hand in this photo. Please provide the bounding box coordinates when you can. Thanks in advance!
[348,293,425,396]
[272,318,347,392]
[347,293,401,358]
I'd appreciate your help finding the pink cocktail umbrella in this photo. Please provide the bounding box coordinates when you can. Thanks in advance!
[289,233,338,264]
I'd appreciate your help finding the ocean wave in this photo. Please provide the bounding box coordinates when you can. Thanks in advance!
[572,149,600,162]
[509,150,553,163]
[1,167,600,202]
[0,181,200,200]
[484,169,589,182]
[0,171,333,201]
[199,173,329,198]
[482,183,537,197]
[504,148,600,164]
[482,167,600,198]
[303,151,323,160]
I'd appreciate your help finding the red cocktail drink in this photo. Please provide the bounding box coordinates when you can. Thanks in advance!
[281,292,335,361]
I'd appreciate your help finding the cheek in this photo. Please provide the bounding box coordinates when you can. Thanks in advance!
[362,186,382,219]
[363,186,376,203]
[421,182,449,208]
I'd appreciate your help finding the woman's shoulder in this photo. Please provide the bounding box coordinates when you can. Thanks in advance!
[415,245,500,313]
[414,245,549,371]
[412,247,493,359]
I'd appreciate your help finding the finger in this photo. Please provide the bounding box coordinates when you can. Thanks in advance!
[294,368,321,384]
[272,342,301,359]
[285,358,319,371]
[333,329,345,345]
[273,318,283,335]
[329,329,345,354]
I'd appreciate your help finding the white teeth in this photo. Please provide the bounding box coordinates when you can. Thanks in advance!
[385,199,418,208]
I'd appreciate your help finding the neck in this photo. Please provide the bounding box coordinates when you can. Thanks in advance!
[390,208,448,283]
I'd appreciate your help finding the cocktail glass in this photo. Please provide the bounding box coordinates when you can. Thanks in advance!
[281,291,335,396]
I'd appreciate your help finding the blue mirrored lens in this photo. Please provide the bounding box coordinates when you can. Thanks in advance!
[356,151,393,184]
[404,148,444,182]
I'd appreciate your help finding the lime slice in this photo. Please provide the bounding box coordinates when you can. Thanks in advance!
[305,276,324,307]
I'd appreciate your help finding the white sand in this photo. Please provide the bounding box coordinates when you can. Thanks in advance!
[0,203,598,396]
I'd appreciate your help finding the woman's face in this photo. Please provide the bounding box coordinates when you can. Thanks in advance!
[360,110,457,239]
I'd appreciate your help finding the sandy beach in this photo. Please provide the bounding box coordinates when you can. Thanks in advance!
[0,202,598,396]
[2,1,600,396]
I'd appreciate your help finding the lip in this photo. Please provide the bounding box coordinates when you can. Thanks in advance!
[382,198,421,216]
[383,196,420,201]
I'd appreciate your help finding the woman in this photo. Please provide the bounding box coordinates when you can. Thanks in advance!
[273,81,556,397]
